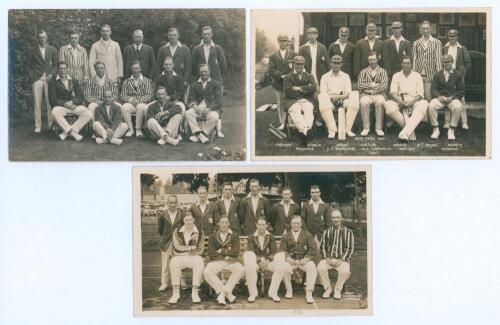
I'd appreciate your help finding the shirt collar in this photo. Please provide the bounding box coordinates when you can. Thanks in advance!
[197,77,211,83]
[201,40,215,47]
[179,225,199,233]
[253,230,270,236]
[166,41,182,47]
[390,35,406,41]
[56,75,72,81]
[69,43,82,49]
[222,195,236,201]
[445,42,462,48]
[280,199,295,205]
[129,74,144,81]
[247,192,264,199]
[161,70,178,76]
[100,37,111,43]
[307,41,318,47]
[365,36,377,41]
[95,74,107,82]
[335,39,347,45]
[134,43,143,50]
[197,199,209,206]
[309,198,325,205]
[219,228,233,235]
[420,35,435,42]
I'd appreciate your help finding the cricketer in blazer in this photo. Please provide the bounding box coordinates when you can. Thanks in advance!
[301,200,333,240]
[328,40,355,79]
[190,201,219,235]
[431,69,465,100]
[27,44,59,83]
[353,37,385,77]
[48,76,85,107]
[158,208,184,251]
[267,48,297,91]
[123,43,156,79]
[94,101,124,131]
[382,36,412,77]
[269,200,301,235]
[188,78,223,115]
[238,194,271,236]
[146,100,182,124]
[214,196,241,234]
[156,42,192,83]
[207,230,240,262]
[191,41,227,83]
[282,70,317,111]
[280,229,316,261]
[442,44,472,78]
[247,230,278,259]
[298,41,329,82]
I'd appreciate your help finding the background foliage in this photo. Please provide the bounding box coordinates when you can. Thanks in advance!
[8,9,245,120]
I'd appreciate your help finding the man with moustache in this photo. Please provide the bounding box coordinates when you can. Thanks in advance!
[123,29,156,79]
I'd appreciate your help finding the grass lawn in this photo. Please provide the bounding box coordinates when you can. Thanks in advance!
[254,86,487,158]
[9,95,246,161]
[140,250,369,312]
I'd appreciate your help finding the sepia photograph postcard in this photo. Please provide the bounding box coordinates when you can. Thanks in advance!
[8,8,246,161]
[133,165,372,316]
[251,8,491,160]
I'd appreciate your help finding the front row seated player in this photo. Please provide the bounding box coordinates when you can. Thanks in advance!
[92,89,128,145]
[146,86,183,146]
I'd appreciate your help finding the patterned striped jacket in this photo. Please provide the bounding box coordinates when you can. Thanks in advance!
[320,225,354,263]
[412,36,442,81]
[120,74,153,104]
[83,76,118,103]
[59,44,90,82]
[357,65,388,96]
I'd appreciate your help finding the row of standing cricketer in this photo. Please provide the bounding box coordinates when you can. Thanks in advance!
[26,25,228,145]
[268,21,471,144]
[156,180,354,306]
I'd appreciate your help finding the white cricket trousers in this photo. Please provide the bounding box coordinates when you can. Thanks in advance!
[384,99,429,136]
[185,107,219,136]
[360,94,385,130]
[146,115,182,140]
[317,259,351,294]
[32,78,52,129]
[318,91,359,133]
[288,99,314,133]
[51,106,91,135]
[428,98,463,128]
[160,242,173,287]
[169,255,205,287]
[278,259,317,292]
[122,102,148,131]
[93,121,128,140]
[243,251,285,297]
[203,260,245,294]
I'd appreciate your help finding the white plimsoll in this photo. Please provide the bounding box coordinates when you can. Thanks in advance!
[430,128,440,140]
[360,128,369,137]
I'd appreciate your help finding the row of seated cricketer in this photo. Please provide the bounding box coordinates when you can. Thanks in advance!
[28,25,228,145]
[154,181,355,305]
[268,22,472,144]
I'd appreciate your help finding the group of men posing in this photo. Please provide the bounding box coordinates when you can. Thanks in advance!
[268,20,471,144]
[27,24,227,145]
[156,179,354,306]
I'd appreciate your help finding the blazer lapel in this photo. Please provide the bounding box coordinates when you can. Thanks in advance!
[247,198,255,218]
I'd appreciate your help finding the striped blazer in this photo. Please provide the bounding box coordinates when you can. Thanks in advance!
[357,65,388,96]
[412,36,442,81]
[84,76,118,103]
[59,44,90,82]
[120,75,153,104]
[320,225,354,264]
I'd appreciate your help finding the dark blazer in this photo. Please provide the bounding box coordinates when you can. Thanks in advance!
[247,232,277,259]
[299,42,329,81]
[146,100,182,124]
[442,45,472,78]
[280,229,316,261]
[282,70,317,111]
[269,201,301,235]
[27,45,59,83]
[190,201,219,235]
[94,102,123,131]
[301,201,332,239]
[267,49,297,91]
[191,42,227,83]
[207,231,240,261]
[158,208,184,251]
[48,77,85,107]
[187,78,223,115]
[154,72,185,103]
[328,41,355,79]
[156,43,192,82]
[353,38,385,77]
[238,195,271,236]
[215,197,241,234]
[123,44,156,79]
[431,69,465,100]
[382,38,412,76]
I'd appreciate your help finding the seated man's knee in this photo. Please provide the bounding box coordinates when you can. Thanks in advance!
[186,108,196,117]
[207,111,220,121]
[449,99,463,111]
[92,121,101,130]
[428,99,441,110]
[146,118,156,128]
[359,96,371,107]
[384,101,398,115]
[374,96,385,106]
[118,122,128,129]
[338,261,351,274]
[317,260,328,272]
[414,100,429,114]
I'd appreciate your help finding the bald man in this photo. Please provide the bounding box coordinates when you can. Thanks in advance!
[123,29,156,79]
